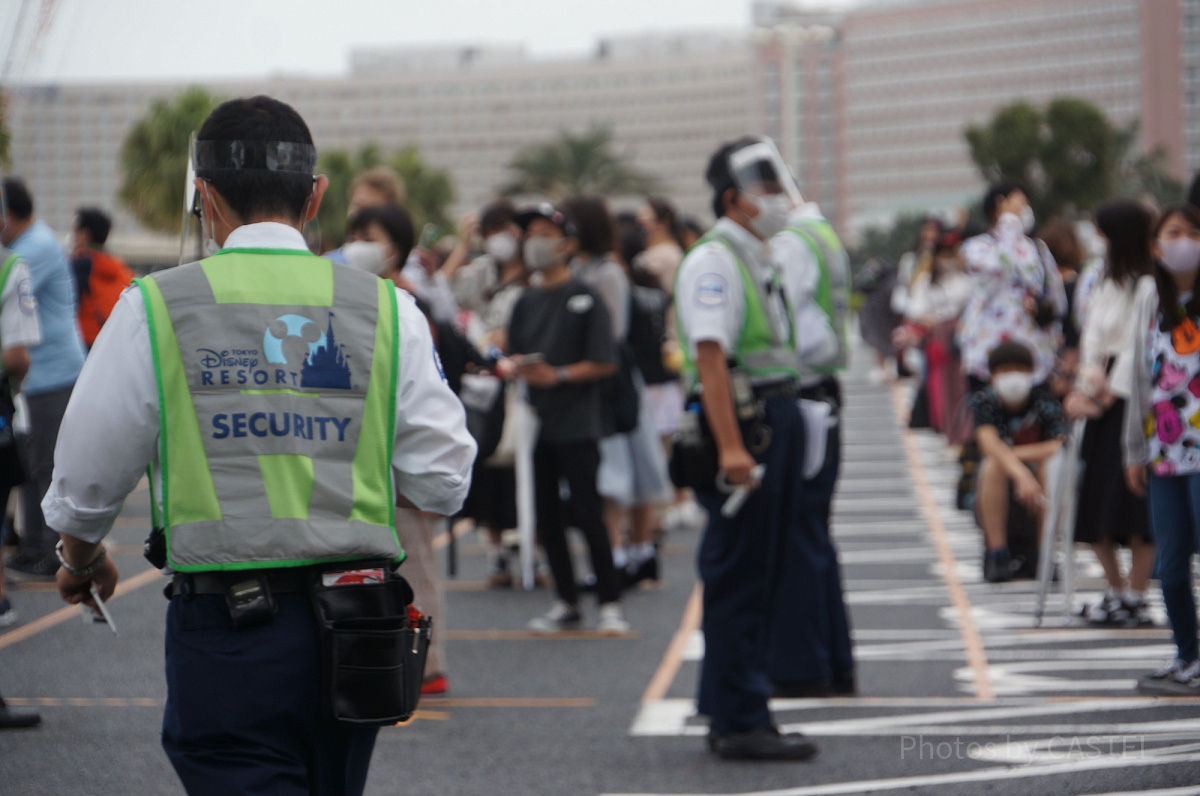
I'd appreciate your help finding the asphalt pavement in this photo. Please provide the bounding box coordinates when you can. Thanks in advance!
[3,343,1200,796]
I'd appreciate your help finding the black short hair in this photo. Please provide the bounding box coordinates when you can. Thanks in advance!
[706,137,759,218]
[479,200,516,236]
[196,96,315,223]
[561,195,615,255]
[2,178,33,220]
[75,207,112,245]
[987,340,1034,373]
[982,181,1025,223]
[348,204,415,264]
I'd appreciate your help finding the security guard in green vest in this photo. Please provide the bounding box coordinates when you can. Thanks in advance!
[675,137,817,761]
[42,96,476,794]
[766,196,857,697]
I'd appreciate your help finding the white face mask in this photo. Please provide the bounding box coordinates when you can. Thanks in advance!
[1159,237,1200,275]
[1020,205,1036,234]
[993,371,1033,406]
[485,231,519,263]
[523,235,561,272]
[747,193,791,240]
[342,240,389,276]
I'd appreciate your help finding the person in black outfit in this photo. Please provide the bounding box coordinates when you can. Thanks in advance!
[506,204,630,633]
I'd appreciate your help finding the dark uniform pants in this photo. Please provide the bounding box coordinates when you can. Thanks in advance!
[695,395,803,736]
[162,593,377,796]
[766,417,855,685]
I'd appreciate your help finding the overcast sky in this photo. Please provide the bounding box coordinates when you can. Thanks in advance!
[1,0,857,85]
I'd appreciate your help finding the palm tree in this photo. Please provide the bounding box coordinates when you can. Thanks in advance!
[315,144,382,249]
[390,145,454,233]
[315,144,455,248]
[117,87,219,233]
[501,126,657,199]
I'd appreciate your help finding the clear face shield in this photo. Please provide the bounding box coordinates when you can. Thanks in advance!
[178,136,319,265]
[727,138,801,239]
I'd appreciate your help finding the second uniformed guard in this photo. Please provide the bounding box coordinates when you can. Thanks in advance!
[674,136,817,760]
[767,190,857,697]
[42,96,476,794]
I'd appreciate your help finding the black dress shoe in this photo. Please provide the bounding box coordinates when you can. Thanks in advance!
[771,679,832,698]
[709,726,818,761]
[831,671,857,696]
[0,698,41,729]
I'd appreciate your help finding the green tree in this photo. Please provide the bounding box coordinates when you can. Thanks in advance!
[849,211,929,269]
[391,145,454,233]
[0,89,11,170]
[117,87,219,233]
[314,144,382,249]
[501,125,657,199]
[965,97,1182,219]
[315,143,455,248]
[1114,124,1185,208]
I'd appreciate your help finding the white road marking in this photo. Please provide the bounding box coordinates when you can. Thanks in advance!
[599,752,1200,796]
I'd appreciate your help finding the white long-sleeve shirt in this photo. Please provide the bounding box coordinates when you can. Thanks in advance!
[43,222,476,544]
[905,270,972,325]
[1076,275,1141,400]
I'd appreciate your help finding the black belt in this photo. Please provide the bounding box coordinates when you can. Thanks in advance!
[171,568,312,596]
[753,381,797,402]
[799,377,842,408]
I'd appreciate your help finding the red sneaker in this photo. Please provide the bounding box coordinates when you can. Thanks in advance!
[421,674,448,696]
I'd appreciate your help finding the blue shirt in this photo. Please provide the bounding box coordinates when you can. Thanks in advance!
[9,220,86,394]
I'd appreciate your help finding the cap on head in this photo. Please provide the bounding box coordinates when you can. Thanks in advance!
[515,203,578,237]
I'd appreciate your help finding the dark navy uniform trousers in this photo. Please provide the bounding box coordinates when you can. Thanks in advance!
[766,414,855,685]
[162,592,377,796]
[695,395,804,735]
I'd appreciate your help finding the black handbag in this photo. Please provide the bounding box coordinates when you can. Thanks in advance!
[309,571,431,726]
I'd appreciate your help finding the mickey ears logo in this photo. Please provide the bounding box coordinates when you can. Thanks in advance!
[264,313,352,390]
[264,314,324,367]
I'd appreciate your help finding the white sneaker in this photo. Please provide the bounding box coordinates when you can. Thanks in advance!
[596,602,631,634]
[0,597,16,628]
[675,501,708,532]
[527,600,581,633]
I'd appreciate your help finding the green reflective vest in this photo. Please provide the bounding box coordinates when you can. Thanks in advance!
[136,249,403,572]
[676,227,799,392]
[784,218,851,372]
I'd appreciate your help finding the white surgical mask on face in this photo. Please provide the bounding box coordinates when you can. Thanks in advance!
[523,236,560,271]
[993,371,1033,406]
[485,231,519,263]
[342,240,389,275]
[747,193,791,240]
[1020,205,1036,234]
[1159,237,1200,275]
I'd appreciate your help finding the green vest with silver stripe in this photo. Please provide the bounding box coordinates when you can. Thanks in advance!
[676,226,799,391]
[784,218,851,371]
[136,249,403,572]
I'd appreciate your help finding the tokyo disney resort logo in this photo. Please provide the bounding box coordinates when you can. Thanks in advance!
[196,313,352,391]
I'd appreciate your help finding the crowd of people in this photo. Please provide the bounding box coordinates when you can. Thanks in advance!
[866,175,1200,697]
[7,96,1200,784]
[0,181,133,728]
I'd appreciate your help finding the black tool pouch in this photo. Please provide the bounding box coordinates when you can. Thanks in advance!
[669,399,769,493]
[309,570,431,726]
